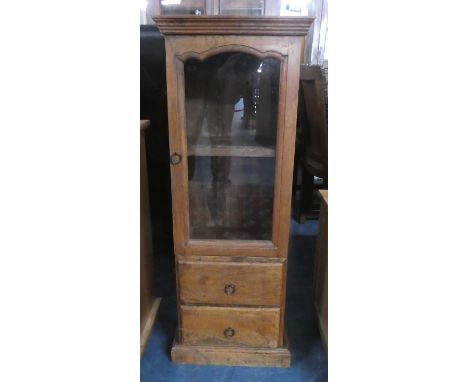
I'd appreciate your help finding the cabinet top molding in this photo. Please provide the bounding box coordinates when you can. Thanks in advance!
[153,16,314,36]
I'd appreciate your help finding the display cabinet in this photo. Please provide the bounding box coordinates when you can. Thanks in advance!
[154,0,281,15]
[158,0,207,15]
[154,16,313,367]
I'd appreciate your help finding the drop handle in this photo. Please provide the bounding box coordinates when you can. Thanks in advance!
[224,283,236,295]
[224,327,235,338]
[170,152,182,165]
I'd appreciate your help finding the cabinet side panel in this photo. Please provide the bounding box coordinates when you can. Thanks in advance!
[276,36,303,255]
[272,37,304,343]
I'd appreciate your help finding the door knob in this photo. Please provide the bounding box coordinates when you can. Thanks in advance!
[170,152,182,165]
[224,327,235,338]
[224,283,236,295]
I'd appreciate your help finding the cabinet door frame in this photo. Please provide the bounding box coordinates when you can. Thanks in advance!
[165,35,302,257]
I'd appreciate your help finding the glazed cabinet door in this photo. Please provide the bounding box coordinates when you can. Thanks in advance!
[166,36,302,257]
[185,52,279,242]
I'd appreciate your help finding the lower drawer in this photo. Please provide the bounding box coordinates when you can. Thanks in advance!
[180,305,281,348]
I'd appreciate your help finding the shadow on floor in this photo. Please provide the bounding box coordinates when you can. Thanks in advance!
[141,219,328,382]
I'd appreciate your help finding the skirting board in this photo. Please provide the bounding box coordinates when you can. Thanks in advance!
[171,333,291,368]
[140,297,161,357]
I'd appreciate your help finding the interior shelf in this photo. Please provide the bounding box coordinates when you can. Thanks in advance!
[188,145,274,157]
[187,136,275,157]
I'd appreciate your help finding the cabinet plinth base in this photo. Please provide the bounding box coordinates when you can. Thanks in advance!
[171,334,291,368]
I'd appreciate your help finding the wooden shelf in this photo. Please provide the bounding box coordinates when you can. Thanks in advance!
[188,144,275,157]
[187,136,276,157]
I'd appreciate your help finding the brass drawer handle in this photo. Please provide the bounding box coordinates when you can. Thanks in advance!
[170,152,182,165]
[224,327,235,338]
[224,283,236,295]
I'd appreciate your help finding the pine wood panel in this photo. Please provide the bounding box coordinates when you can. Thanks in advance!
[178,260,283,306]
[181,305,281,347]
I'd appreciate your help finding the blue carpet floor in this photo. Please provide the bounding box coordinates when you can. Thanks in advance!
[141,219,328,381]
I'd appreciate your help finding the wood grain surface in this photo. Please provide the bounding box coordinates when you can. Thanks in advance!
[180,305,281,347]
[178,260,283,306]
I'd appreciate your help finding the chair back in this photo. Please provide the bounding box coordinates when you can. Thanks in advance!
[298,65,328,177]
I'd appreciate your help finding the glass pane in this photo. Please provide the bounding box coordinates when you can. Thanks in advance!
[219,0,264,15]
[184,53,281,240]
[160,0,205,15]
[280,0,310,16]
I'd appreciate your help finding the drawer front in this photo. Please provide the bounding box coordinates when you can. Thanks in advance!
[178,260,283,306]
[180,305,281,348]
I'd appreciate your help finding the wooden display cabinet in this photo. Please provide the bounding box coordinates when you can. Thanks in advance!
[154,16,313,367]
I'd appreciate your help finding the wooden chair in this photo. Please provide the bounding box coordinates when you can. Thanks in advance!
[314,190,328,354]
[293,65,328,222]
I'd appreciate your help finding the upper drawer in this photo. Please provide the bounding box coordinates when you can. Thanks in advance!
[178,260,283,306]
